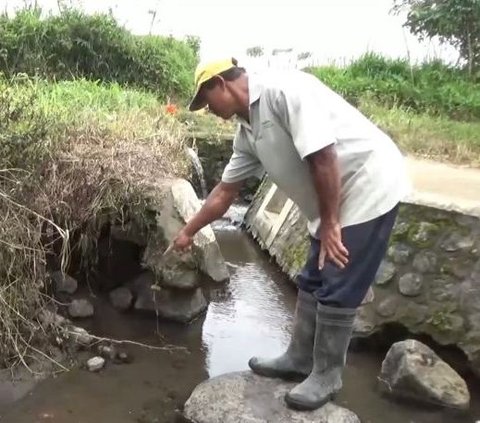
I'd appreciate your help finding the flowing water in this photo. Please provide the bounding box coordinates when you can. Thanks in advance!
[0,209,479,423]
[186,148,208,199]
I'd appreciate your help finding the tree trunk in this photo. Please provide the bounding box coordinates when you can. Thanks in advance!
[467,31,473,78]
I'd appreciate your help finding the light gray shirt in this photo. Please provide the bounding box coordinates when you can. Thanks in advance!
[222,69,410,236]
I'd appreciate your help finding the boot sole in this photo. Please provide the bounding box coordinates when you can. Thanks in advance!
[284,392,336,411]
[248,360,310,382]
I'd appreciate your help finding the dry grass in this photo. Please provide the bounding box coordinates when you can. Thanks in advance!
[0,77,190,370]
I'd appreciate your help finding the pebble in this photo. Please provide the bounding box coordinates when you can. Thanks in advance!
[87,356,105,372]
[98,345,116,360]
[114,350,133,364]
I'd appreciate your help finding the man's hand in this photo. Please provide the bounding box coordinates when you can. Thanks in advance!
[318,222,349,270]
[172,228,194,252]
[170,180,244,253]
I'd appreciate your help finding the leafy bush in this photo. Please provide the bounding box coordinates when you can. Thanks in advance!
[0,8,198,100]
[307,53,480,120]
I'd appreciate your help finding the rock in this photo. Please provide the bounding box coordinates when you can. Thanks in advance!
[39,309,67,327]
[68,326,94,346]
[353,307,377,338]
[441,232,475,252]
[387,243,413,264]
[51,271,78,294]
[98,345,116,360]
[398,273,423,297]
[398,303,429,327]
[375,261,396,286]
[379,340,470,410]
[445,258,472,279]
[161,268,200,290]
[361,286,375,305]
[153,179,229,283]
[109,287,133,311]
[135,287,208,323]
[127,271,156,297]
[429,280,458,302]
[68,299,94,318]
[392,221,409,237]
[87,356,105,372]
[184,371,360,423]
[114,350,134,364]
[413,251,438,273]
[376,297,399,318]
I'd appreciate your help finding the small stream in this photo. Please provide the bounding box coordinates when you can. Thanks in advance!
[0,210,479,423]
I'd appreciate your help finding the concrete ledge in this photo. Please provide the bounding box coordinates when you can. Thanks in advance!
[406,157,480,219]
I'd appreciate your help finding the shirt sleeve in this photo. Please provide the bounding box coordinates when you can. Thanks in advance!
[221,129,265,183]
[275,75,337,160]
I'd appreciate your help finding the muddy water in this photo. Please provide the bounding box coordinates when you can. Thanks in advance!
[1,218,480,422]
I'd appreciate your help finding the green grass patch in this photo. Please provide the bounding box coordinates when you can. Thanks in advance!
[359,98,480,166]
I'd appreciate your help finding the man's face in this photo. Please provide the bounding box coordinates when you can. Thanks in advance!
[200,77,236,120]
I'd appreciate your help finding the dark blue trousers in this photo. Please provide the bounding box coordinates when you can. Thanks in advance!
[297,205,399,308]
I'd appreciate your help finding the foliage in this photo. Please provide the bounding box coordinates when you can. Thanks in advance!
[246,46,264,57]
[359,96,480,165]
[393,0,480,76]
[297,51,312,61]
[0,8,198,100]
[307,53,480,120]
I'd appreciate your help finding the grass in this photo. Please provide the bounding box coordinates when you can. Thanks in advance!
[308,53,480,121]
[0,76,190,369]
[176,108,236,141]
[359,99,480,166]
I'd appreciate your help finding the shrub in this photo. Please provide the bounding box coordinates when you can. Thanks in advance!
[0,8,198,101]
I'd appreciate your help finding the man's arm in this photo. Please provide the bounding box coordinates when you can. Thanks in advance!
[306,145,348,269]
[173,180,244,250]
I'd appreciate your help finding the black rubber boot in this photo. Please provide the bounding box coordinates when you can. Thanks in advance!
[285,303,355,410]
[248,289,316,381]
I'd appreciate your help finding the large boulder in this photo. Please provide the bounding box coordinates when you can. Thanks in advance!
[184,371,360,423]
[150,179,229,283]
[379,340,470,410]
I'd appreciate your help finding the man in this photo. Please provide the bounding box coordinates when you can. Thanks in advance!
[173,58,410,410]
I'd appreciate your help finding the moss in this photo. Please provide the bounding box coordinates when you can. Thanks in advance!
[283,239,309,273]
[390,221,410,243]
[426,304,458,333]
[407,221,440,248]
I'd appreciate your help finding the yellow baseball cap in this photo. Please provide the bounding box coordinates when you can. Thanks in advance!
[188,58,237,111]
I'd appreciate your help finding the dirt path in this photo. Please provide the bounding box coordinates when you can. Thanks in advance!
[406,157,480,217]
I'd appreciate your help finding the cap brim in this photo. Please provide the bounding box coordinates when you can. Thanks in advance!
[188,88,206,112]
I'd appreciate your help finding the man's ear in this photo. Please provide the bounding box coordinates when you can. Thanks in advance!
[214,75,226,91]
